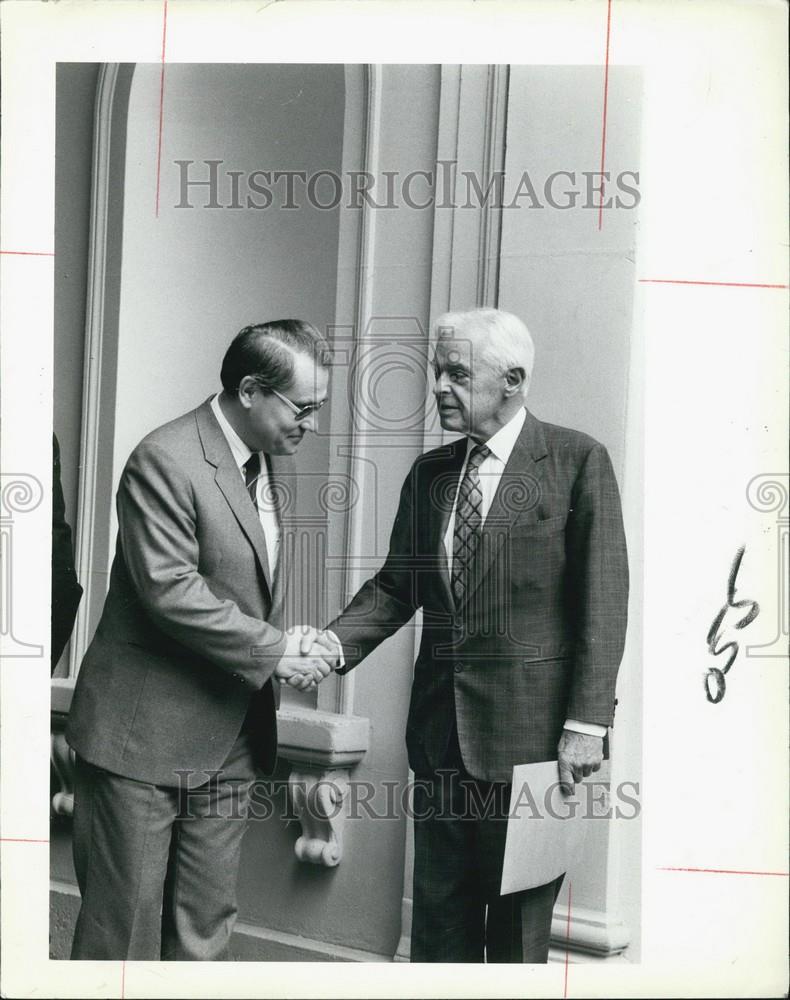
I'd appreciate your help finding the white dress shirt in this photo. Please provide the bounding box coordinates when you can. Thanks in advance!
[210,394,279,576]
[443,407,606,740]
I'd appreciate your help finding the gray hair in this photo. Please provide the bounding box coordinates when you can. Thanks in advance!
[433,308,535,390]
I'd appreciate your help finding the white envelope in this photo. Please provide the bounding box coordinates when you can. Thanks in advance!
[500,760,589,896]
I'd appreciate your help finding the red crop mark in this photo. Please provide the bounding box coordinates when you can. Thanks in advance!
[563,880,572,997]
[0,837,50,843]
[155,0,169,218]
[639,278,788,289]
[658,865,789,876]
[0,250,55,257]
[598,0,613,231]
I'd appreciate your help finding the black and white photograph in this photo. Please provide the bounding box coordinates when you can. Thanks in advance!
[48,57,643,966]
[1,2,787,998]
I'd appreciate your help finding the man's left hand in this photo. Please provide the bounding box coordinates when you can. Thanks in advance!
[557,730,603,795]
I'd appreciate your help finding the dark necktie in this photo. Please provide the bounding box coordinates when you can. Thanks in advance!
[243,452,261,512]
[451,443,490,606]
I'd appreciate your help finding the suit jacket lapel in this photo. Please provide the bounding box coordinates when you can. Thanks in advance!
[195,399,274,597]
[459,409,549,612]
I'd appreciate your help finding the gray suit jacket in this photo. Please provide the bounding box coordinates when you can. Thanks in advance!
[67,399,293,787]
[329,410,629,782]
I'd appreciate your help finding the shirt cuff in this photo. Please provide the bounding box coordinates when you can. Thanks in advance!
[563,719,607,738]
[323,629,345,670]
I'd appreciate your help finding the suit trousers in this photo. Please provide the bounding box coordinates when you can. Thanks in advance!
[411,721,565,963]
[70,715,257,961]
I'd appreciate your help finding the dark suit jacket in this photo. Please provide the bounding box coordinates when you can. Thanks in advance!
[329,409,629,782]
[67,399,293,787]
[52,433,83,671]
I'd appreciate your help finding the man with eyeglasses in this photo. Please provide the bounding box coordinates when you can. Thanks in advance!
[66,319,337,961]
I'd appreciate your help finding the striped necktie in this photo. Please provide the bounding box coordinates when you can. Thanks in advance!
[451,443,490,606]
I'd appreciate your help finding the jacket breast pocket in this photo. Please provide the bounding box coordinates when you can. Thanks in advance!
[509,514,567,539]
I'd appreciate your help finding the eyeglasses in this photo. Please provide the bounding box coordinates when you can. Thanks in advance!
[235,382,326,420]
[267,386,327,421]
[235,381,328,421]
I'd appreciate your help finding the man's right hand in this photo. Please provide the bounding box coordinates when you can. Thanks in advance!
[275,626,336,692]
[298,628,343,669]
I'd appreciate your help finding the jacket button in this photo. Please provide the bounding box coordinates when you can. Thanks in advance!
[454,664,463,674]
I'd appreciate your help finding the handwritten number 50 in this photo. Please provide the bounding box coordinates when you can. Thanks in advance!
[705,546,760,704]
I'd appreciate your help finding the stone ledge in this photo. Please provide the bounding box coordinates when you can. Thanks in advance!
[51,676,74,715]
[276,704,370,768]
[275,706,371,867]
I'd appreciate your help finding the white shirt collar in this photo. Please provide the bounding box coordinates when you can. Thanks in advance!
[467,406,527,465]
[210,393,255,470]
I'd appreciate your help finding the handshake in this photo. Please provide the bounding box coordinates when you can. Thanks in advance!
[273,625,343,692]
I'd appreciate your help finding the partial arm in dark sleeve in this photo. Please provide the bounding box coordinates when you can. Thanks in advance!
[327,464,422,671]
[564,442,629,726]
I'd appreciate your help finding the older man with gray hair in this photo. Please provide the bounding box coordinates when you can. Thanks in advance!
[316,306,629,962]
